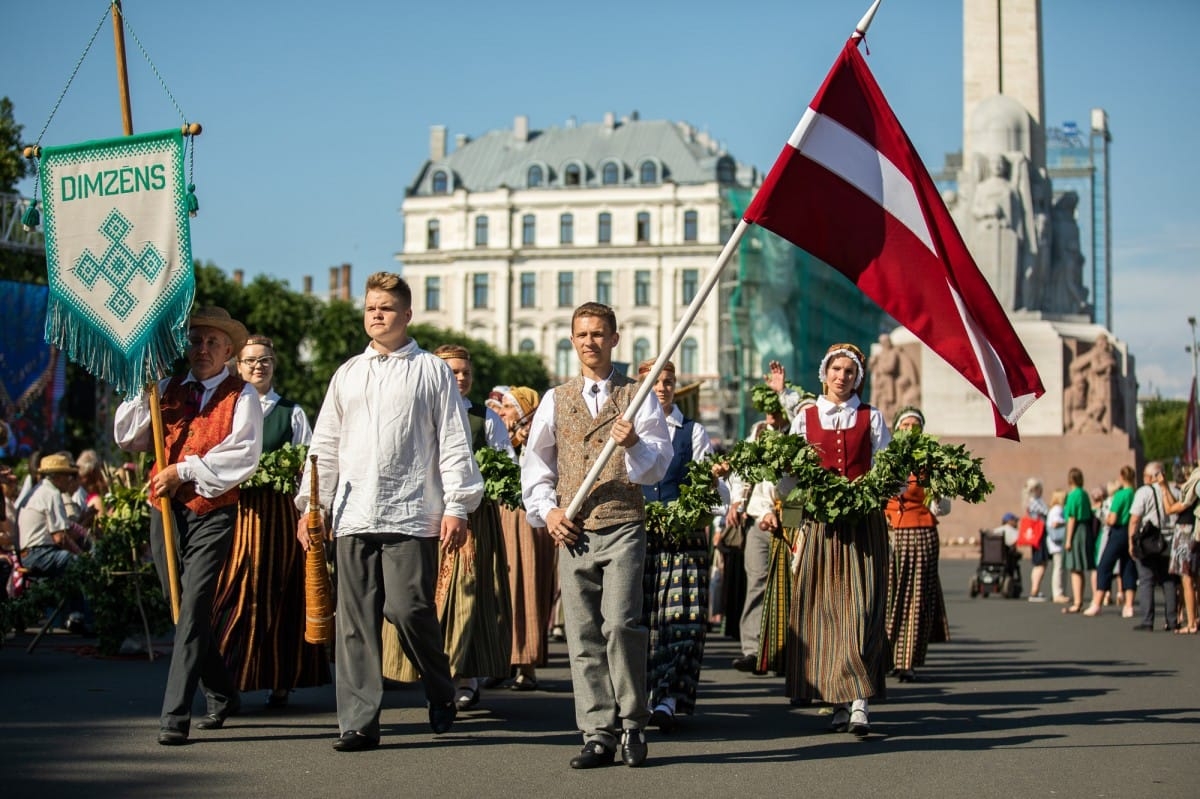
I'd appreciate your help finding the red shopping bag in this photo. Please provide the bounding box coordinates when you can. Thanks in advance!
[1016,516,1045,548]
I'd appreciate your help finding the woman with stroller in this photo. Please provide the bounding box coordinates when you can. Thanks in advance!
[784,342,891,736]
[884,407,949,683]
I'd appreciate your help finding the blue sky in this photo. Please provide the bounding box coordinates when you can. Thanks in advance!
[5,0,1198,398]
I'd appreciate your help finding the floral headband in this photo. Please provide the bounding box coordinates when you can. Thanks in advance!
[818,348,864,389]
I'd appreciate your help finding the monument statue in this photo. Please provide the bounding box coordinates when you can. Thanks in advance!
[868,333,921,424]
[1064,336,1117,434]
[1047,192,1090,315]
[970,151,1027,310]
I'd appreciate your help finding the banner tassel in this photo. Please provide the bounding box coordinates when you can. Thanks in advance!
[186,184,199,218]
[21,200,39,231]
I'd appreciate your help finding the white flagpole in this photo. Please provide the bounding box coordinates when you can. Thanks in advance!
[563,0,885,521]
[564,220,750,520]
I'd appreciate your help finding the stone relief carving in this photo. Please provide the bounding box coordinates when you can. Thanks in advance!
[869,334,921,424]
[1064,335,1118,435]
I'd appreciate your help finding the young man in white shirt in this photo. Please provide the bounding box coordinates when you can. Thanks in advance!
[296,272,483,752]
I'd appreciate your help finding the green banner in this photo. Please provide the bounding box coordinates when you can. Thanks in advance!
[39,128,194,397]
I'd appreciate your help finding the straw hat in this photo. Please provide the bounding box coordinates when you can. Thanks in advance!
[190,306,248,351]
[38,452,79,476]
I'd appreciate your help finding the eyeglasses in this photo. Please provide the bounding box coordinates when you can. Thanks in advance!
[239,357,275,367]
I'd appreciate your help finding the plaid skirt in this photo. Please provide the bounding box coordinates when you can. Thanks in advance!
[886,525,949,670]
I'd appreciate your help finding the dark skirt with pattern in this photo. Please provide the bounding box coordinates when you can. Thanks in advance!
[757,528,798,675]
[785,511,890,704]
[212,487,330,692]
[499,505,557,667]
[384,498,512,681]
[644,530,710,714]
[886,525,949,670]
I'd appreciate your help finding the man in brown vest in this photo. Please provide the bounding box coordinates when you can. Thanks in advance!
[115,306,264,745]
[521,302,671,769]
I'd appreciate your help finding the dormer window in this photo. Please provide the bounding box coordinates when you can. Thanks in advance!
[639,160,659,184]
[528,165,544,187]
[564,163,583,187]
[602,162,620,185]
[431,170,449,194]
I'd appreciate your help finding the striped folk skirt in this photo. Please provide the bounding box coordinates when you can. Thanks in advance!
[757,527,799,675]
[887,525,950,670]
[644,531,709,714]
[785,511,890,704]
[383,498,512,681]
[499,505,557,667]
[212,487,330,692]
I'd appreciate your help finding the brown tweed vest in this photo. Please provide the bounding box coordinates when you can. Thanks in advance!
[553,374,645,530]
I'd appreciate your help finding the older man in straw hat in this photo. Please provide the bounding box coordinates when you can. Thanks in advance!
[115,305,264,746]
[16,451,87,578]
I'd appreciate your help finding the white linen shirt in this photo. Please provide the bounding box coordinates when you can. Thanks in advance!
[113,367,264,498]
[260,388,312,446]
[789,394,892,455]
[296,340,484,538]
[16,479,70,549]
[521,375,672,528]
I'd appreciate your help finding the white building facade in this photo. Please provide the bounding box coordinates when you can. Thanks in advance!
[398,113,758,390]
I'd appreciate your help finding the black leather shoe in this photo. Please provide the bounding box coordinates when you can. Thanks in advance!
[429,700,457,734]
[620,729,648,767]
[195,700,240,730]
[649,706,676,732]
[1132,623,1154,631]
[332,731,379,752]
[569,740,615,769]
[157,729,188,746]
[731,654,757,672]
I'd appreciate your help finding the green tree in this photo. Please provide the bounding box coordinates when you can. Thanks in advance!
[1140,398,1185,466]
[0,96,29,193]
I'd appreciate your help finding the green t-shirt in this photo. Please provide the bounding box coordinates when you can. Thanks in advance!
[1063,486,1093,522]
[1107,485,1134,526]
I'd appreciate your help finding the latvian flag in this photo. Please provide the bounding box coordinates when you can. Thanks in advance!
[744,37,1044,439]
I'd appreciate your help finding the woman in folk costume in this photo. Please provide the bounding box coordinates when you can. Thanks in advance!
[383,345,513,710]
[212,334,329,708]
[883,406,950,684]
[638,359,716,732]
[494,385,557,691]
[784,342,891,736]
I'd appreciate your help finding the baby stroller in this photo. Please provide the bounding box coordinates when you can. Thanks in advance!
[969,529,1022,598]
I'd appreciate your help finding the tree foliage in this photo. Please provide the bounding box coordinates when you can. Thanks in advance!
[0,96,29,193]
[1140,398,1186,467]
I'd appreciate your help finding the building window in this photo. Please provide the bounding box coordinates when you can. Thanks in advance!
[555,338,573,379]
[681,337,698,376]
[475,215,488,247]
[519,338,536,353]
[425,276,441,311]
[602,162,620,185]
[557,272,574,307]
[639,160,658,184]
[596,270,612,306]
[426,219,440,250]
[564,163,583,187]
[635,270,651,306]
[633,337,651,365]
[716,156,736,184]
[473,273,489,309]
[598,212,612,244]
[560,213,574,245]
[681,269,699,304]
[636,212,650,244]
[528,165,543,187]
[432,170,449,194]
[683,210,698,242]
[520,272,536,308]
[522,214,536,246]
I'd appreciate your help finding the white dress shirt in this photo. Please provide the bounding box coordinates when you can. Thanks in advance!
[295,340,484,537]
[113,367,264,498]
[789,394,892,455]
[521,375,672,528]
[260,388,312,446]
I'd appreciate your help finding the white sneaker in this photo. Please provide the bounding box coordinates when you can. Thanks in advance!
[848,708,870,737]
[1028,595,1047,603]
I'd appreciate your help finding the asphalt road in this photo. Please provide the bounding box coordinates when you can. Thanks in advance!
[3,559,1197,798]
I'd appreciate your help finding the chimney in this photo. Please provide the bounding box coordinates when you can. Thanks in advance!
[303,275,313,295]
[329,266,339,299]
[340,264,352,301]
[514,114,529,143]
[454,133,470,149]
[232,269,244,286]
[629,110,639,121]
[430,125,447,161]
[603,111,615,130]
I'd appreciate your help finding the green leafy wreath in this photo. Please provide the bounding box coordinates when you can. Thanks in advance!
[725,427,993,524]
[475,446,523,510]
[241,442,309,494]
[644,455,725,544]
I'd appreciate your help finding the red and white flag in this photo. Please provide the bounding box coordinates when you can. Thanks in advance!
[1185,376,1199,466]
[744,37,1044,439]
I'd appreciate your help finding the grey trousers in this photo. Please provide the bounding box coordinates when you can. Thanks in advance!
[150,503,239,733]
[558,520,649,744]
[1135,555,1179,629]
[739,519,771,657]
[334,533,454,738]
